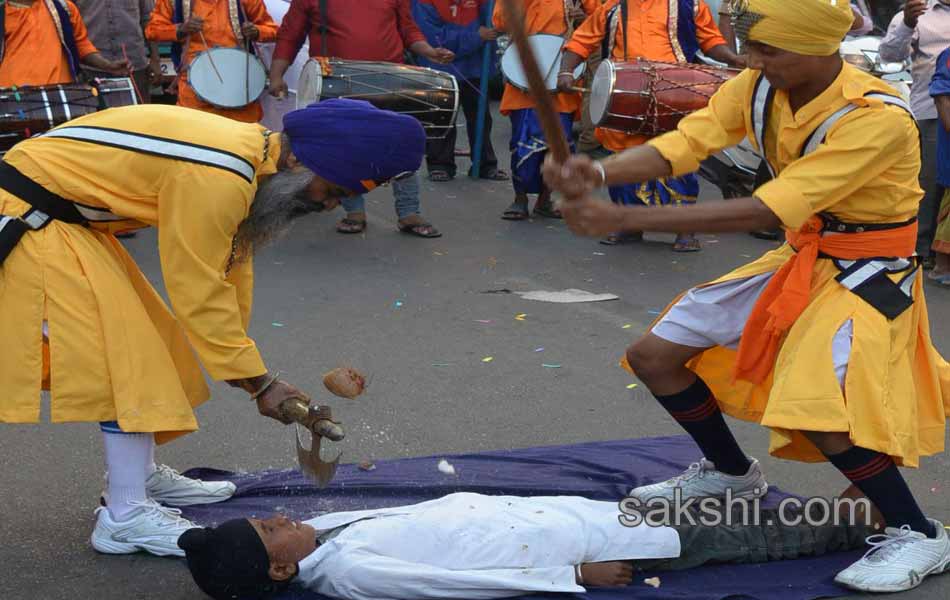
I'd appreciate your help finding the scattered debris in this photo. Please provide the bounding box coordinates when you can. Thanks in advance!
[358,461,376,472]
[480,289,512,295]
[593,252,606,256]
[627,383,638,390]
[622,324,632,329]
[432,363,453,367]
[437,459,457,475]
[515,313,527,321]
[323,367,367,399]
[534,347,545,352]
[644,577,661,589]
[271,322,285,327]
[514,289,619,304]
[542,364,562,369]
[394,300,404,308]
[647,309,662,315]
[482,356,494,363]
[475,319,494,324]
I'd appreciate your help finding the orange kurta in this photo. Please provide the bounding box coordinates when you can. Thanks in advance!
[564,0,726,151]
[0,0,98,87]
[146,0,277,123]
[492,0,600,115]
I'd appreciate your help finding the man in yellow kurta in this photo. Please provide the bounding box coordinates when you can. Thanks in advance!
[0,99,425,558]
[544,0,950,593]
[146,0,278,123]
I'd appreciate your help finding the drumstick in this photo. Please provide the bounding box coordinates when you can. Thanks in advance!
[121,43,145,104]
[197,30,225,84]
[568,86,589,93]
[245,37,251,105]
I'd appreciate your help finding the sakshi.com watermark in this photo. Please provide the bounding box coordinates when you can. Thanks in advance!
[618,489,875,528]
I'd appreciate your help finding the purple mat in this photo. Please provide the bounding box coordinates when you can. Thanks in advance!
[181,435,859,600]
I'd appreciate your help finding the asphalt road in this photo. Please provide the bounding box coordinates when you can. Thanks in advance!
[1,119,948,600]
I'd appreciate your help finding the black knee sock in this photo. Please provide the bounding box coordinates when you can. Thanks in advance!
[655,377,752,476]
[826,446,936,538]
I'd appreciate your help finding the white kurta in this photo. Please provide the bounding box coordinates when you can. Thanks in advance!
[259,0,311,131]
[296,493,681,600]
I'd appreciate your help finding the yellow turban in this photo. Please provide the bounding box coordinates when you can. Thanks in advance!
[733,0,854,56]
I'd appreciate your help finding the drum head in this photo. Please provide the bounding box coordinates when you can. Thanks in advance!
[501,34,585,91]
[189,48,267,108]
[589,60,615,126]
[295,58,324,108]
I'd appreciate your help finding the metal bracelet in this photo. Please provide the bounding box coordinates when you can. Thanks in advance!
[250,370,282,401]
[593,161,607,188]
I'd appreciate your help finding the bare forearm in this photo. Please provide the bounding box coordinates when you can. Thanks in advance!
[560,50,584,74]
[270,58,291,80]
[600,144,673,186]
[82,52,116,71]
[705,44,744,68]
[409,40,434,56]
[618,196,781,234]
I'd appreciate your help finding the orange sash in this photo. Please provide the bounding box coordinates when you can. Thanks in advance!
[733,216,919,384]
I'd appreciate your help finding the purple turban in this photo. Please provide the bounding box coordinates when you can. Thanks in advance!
[283,99,425,194]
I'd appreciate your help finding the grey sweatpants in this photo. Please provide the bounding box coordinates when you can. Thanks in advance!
[635,506,872,571]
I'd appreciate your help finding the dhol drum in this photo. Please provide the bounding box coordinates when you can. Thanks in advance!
[590,59,739,136]
[296,58,459,140]
[0,78,140,154]
[189,47,268,109]
[501,33,585,91]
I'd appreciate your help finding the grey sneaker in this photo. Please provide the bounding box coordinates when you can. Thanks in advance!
[91,499,196,557]
[628,458,769,503]
[834,519,950,592]
[146,464,236,506]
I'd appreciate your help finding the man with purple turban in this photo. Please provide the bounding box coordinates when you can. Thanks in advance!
[0,98,424,558]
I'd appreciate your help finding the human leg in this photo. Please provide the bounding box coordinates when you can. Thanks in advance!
[426,116,458,180]
[460,80,503,179]
[337,194,367,234]
[916,120,939,259]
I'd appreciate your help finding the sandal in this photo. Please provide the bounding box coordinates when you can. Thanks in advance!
[336,218,366,234]
[501,202,530,221]
[673,235,702,253]
[398,221,442,238]
[533,203,563,219]
[480,168,510,181]
[428,170,453,183]
[599,232,643,246]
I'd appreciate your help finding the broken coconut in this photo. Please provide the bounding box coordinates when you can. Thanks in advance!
[323,366,367,399]
[643,577,661,589]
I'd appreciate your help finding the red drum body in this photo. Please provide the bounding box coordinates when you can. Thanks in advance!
[589,59,738,137]
[0,78,140,154]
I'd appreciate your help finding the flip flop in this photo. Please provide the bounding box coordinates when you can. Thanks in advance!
[501,203,530,221]
[428,170,453,182]
[336,218,366,234]
[398,221,442,238]
[673,235,702,253]
[599,232,643,246]
[533,203,563,219]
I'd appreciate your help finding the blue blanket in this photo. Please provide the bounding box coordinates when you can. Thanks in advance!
[181,435,860,600]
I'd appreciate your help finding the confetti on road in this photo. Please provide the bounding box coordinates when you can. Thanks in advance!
[433,251,445,256]
[644,577,661,588]
[394,300,404,308]
[515,313,527,321]
[358,461,376,472]
[593,252,606,256]
[271,322,284,327]
[627,383,639,389]
[534,347,545,352]
[482,356,494,363]
[437,459,457,475]
[542,364,562,369]
[475,319,494,324]
[647,309,662,315]
[622,324,633,329]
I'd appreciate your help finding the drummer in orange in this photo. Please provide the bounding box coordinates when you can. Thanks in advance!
[558,0,743,250]
[0,0,131,87]
[146,0,278,122]
[493,0,600,221]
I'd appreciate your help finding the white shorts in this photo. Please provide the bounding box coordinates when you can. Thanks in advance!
[652,273,853,387]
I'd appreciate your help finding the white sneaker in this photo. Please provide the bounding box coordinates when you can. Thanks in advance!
[146,464,236,506]
[834,519,950,592]
[628,458,769,503]
[91,499,197,557]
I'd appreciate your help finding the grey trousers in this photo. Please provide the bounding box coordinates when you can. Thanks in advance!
[918,119,940,257]
[635,506,872,572]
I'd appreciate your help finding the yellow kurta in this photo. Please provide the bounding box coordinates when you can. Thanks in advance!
[638,65,950,466]
[0,105,277,442]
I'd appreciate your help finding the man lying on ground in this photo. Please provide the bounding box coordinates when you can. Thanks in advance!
[178,491,874,600]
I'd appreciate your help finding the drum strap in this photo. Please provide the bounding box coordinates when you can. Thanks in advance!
[319,0,330,56]
[602,1,629,61]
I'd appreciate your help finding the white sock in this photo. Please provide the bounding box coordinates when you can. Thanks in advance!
[146,434,157,478]
[103,431,150,521]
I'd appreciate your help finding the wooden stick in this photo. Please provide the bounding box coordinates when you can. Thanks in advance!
[197,30,224,84]
[500,0,572,166]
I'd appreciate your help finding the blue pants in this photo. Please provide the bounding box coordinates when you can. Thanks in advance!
[508,108,574,195]
[608,156,699,207]
[342,171,421,220]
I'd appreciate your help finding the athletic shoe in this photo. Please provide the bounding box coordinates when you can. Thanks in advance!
[834,519,950,592]
[627,458,769,503]
[90,499,196,557]
[146,464,236,506]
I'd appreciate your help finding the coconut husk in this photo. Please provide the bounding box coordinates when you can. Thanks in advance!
[323,366,367,399]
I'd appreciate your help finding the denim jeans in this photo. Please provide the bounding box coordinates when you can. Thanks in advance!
[341,172,421,220]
